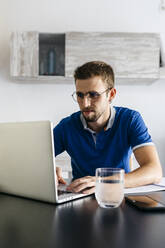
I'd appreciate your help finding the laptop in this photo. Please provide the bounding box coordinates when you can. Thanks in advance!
[0,120,91,204]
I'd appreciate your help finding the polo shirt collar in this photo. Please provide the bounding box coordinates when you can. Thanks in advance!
[80,105,116,133]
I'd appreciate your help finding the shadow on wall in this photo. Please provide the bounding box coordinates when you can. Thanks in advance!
[0,39,10,81]
[154,138,165,175]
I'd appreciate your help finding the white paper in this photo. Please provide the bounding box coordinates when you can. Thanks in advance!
[124,177,165,195]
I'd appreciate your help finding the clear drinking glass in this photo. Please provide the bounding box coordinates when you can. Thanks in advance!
[95,168,124,208]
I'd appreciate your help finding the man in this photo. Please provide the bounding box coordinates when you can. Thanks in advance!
[54,61,162,194]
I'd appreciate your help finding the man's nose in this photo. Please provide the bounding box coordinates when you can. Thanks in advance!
[82,95,91,107]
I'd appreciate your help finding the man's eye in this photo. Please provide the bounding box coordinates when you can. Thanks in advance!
[89,92,100,98]
[76,92,84,98]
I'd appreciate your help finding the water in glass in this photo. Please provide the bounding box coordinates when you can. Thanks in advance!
[95,168,124,208]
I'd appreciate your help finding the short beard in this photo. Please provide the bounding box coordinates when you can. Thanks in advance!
[82,111,102,123]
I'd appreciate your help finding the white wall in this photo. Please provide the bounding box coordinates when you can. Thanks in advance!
[1,0,165,171]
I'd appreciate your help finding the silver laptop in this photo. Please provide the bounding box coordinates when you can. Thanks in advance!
[0,120,90,204]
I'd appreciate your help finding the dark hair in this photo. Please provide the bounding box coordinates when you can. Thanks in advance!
[74,61,115,88]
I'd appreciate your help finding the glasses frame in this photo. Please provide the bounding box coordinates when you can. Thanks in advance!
[71,88,111,102]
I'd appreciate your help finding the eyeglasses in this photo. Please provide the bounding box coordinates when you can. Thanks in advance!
[72,88,111,102]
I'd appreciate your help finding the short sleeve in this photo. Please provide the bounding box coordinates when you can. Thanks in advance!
[128,111,153,150]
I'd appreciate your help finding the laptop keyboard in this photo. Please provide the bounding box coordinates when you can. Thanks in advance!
[58,190,82,202]
[58,189,74,196]
[57,183,79,198]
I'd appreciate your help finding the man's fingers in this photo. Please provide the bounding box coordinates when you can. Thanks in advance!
[56,167,67,185]
[68,181,95,192]
[67,176,96,192]
[68,176,95,188]
[58,176,67,185]
[82,187,95,194]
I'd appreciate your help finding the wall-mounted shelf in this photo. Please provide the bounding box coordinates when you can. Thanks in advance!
[10,31,161,84]
[10,31,66,79]
[159,67,165,79]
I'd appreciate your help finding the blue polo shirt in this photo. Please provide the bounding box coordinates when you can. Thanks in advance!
[53,106,153,179]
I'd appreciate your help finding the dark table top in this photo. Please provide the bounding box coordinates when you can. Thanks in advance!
[0,192,165,248]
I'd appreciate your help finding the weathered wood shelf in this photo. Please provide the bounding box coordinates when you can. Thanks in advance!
[10,31,161,84]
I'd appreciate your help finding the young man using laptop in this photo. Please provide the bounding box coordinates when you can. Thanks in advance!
[54,61,162,194]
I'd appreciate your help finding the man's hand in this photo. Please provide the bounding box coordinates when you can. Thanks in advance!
[56,167,67,185]
[66,176,96,194]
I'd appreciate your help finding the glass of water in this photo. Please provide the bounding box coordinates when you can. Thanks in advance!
[95,168,124,208]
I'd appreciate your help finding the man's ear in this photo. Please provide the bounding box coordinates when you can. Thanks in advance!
[108,88,116,102]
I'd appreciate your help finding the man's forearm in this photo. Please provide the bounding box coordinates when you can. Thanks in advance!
[124,163,162,188]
